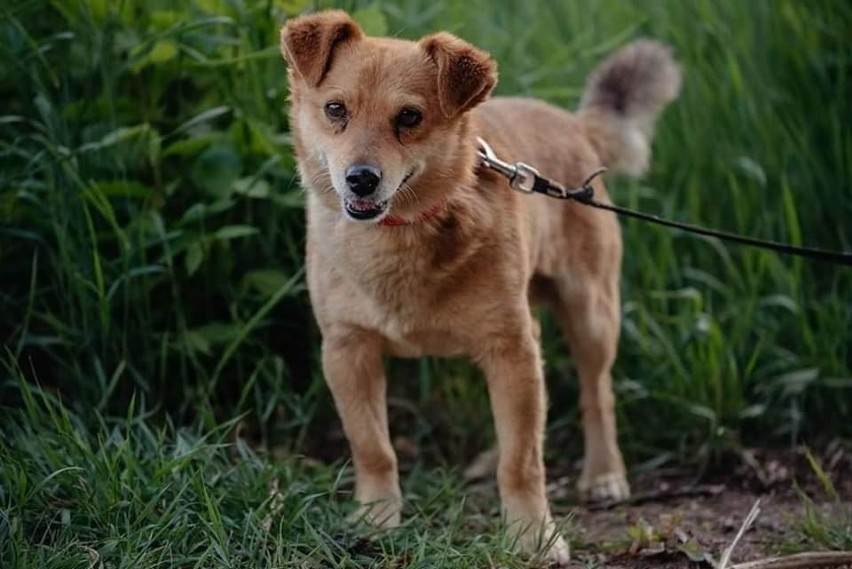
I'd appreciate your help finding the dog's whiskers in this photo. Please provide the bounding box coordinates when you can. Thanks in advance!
[307,170,335,194]
[397,182,417,206]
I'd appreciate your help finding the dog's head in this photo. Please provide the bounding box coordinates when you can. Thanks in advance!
[281,10,497,223]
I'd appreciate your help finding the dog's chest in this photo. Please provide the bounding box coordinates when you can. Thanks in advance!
[308,208,505,358]
[361,259,467,354]
[326,248,471,357]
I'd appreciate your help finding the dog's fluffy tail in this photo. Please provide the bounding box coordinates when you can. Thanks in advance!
[579,39,681,177]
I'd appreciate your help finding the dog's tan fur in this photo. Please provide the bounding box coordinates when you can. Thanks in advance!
[281,10,680,563]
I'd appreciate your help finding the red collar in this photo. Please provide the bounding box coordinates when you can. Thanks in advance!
[379,201,447,227]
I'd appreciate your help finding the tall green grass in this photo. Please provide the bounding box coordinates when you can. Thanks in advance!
[1,0,849,497]
[1,0,317,438]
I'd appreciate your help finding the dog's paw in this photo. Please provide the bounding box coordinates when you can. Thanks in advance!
[509,518,571,566]
[542,534,571,566]
[517,529,570,566]
[349,498,402,529]
[577,471,630,503]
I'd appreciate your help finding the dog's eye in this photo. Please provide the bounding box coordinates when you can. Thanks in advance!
[396,108,422,129]
[324,101,348,122]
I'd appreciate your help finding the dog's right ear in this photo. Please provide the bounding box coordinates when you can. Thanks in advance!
[280,10,363,87]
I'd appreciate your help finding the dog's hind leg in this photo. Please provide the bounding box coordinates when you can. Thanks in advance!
[555,272,630,503]
[322,327,402,528]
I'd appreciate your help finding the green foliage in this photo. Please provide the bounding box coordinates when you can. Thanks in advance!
[788,450,852,552]
[1,0,310,426]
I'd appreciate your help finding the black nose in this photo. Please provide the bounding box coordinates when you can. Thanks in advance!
[345,164,382,196]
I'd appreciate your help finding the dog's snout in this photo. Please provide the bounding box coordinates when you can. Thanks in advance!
[345,164,382,196]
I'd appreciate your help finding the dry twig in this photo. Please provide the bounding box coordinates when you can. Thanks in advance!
[717,497,852,569]
[729,551,852,569]
[719,498,762,568]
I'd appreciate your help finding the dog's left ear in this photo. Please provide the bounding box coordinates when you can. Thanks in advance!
[281,10,363,87]
[420,33,497,118]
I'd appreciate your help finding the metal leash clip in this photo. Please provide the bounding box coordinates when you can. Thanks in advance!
[476,137,541,193]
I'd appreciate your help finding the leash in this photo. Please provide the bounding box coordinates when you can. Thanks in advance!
[476,137,852,267]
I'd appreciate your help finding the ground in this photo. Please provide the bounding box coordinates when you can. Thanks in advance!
[463,445,852,567]
[305,402,852,568]
[568,480,835,567]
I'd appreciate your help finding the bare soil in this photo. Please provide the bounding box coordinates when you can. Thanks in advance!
[572,486,811,567]
[547,445,852,568]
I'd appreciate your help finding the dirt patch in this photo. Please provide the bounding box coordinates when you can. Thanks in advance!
[571,489,802,567]
[547,445,852,568]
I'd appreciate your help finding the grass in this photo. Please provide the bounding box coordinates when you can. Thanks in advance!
[1,378,568,568]
[1,0,850,567]
[786,451,852,553]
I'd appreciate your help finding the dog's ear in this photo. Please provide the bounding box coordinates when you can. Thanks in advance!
[280,10,363,87]
[419,32,497,118]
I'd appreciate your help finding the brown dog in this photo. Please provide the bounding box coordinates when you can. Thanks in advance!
[280,10,680,563]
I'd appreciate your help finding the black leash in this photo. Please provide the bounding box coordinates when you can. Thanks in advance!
[476,137,852,267]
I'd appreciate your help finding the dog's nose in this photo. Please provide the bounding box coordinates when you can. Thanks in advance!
[345,164,382,197]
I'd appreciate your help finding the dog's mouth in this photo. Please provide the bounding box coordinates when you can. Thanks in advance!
[344,198,388,220]
[341,169,416,222]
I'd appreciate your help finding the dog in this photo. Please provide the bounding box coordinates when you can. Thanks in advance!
[280,10,680,563]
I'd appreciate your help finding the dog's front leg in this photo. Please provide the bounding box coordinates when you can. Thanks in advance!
[476,329,570,564]
[322,328,402,528]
